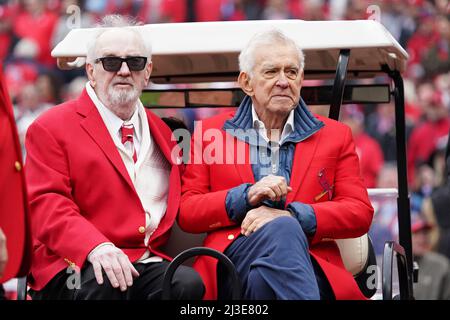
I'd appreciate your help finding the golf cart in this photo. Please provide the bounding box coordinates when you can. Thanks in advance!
[18,19,414,300]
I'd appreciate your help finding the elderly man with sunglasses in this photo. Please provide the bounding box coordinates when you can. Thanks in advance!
[24,15,204,300]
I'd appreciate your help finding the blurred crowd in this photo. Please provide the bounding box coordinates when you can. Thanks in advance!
[0,0,449,299]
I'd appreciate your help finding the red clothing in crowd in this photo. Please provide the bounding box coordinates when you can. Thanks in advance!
[160,0,223,22]
[195,0,222,21]
[405,101,423,125]
[407,28,440,66]
[407,117,450,182]
[106,0,152,24]
[288,0,331,19]
[0,33,10,62]
[4,60,39,100]
[354,132,385,188]
[160,0,186,22]
[0,5,15,62]
[12,9,58,67]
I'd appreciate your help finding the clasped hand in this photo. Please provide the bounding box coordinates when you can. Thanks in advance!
[242,175,293,236]
[247,175,292,206]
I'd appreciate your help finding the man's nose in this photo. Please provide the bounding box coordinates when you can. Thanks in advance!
[117,61,131,75]
[275,73,289,88]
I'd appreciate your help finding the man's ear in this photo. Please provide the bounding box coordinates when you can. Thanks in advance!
[144,61,153,86]
[86,63,95,87]
[238,72,254,97]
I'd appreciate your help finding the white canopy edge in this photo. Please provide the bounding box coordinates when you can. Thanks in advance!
[52,19,409,80]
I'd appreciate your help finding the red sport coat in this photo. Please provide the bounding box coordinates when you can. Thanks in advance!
[180,110,374,300]
[25,89,181,290]
[0,66,32,283]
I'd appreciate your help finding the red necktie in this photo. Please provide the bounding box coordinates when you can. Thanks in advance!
[121,123,137,163]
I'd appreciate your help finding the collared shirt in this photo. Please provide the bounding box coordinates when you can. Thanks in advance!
[251,104,294,146]
[223,96,324,236]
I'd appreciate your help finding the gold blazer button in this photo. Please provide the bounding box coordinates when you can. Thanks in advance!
[227,234,235,240]
[138,226,146,234]
[14,161,22,171]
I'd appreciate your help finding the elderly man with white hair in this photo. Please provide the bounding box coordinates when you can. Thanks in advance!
[24,15,204,300]
[180,29,374,300]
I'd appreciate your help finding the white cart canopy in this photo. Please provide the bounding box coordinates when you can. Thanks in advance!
[52,19,408,84]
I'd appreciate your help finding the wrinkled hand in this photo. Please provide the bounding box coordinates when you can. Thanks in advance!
[241,206,291,236]
[247,175,292,206]
[0,228,7,278]
[88,244,139,291]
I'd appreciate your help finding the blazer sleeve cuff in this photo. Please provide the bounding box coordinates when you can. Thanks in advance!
[225,183,253,223]
[286,202,317,236]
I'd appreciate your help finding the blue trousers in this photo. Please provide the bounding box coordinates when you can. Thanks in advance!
[220,216,324,300]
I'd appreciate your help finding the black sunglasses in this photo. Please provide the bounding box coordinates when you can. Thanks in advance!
[94,56,147,72]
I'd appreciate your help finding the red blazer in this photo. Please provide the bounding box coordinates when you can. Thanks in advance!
[25,89,181,290]
[180,111,374,300]
[0,66,32,283]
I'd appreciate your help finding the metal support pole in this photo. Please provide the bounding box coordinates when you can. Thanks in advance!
[390,70,414,299]
[329,49,350,120]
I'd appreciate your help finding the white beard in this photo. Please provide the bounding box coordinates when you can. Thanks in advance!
[108,85,140,107]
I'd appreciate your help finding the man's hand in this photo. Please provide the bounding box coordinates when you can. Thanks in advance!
[247,175,292,206]
[88,244,139,292]
[241,206,292,236]
[0,228,7,278]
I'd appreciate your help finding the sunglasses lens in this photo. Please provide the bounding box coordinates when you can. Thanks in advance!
[126,57,147,71]
[101,57,123,72]
[98,57,147,72]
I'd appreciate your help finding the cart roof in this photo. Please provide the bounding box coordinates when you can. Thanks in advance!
[52,19,408,84]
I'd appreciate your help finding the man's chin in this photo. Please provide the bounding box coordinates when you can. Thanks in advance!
[270,96,296,105]
[110,86,136,97]
[108,89,139,106]
[269,102,296,113]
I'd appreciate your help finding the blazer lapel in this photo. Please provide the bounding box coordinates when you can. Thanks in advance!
[287,130,322,204]
[76,90,135,189]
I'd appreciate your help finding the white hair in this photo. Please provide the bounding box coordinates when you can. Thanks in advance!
[85,15,152,64]
[239,29,305,76]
